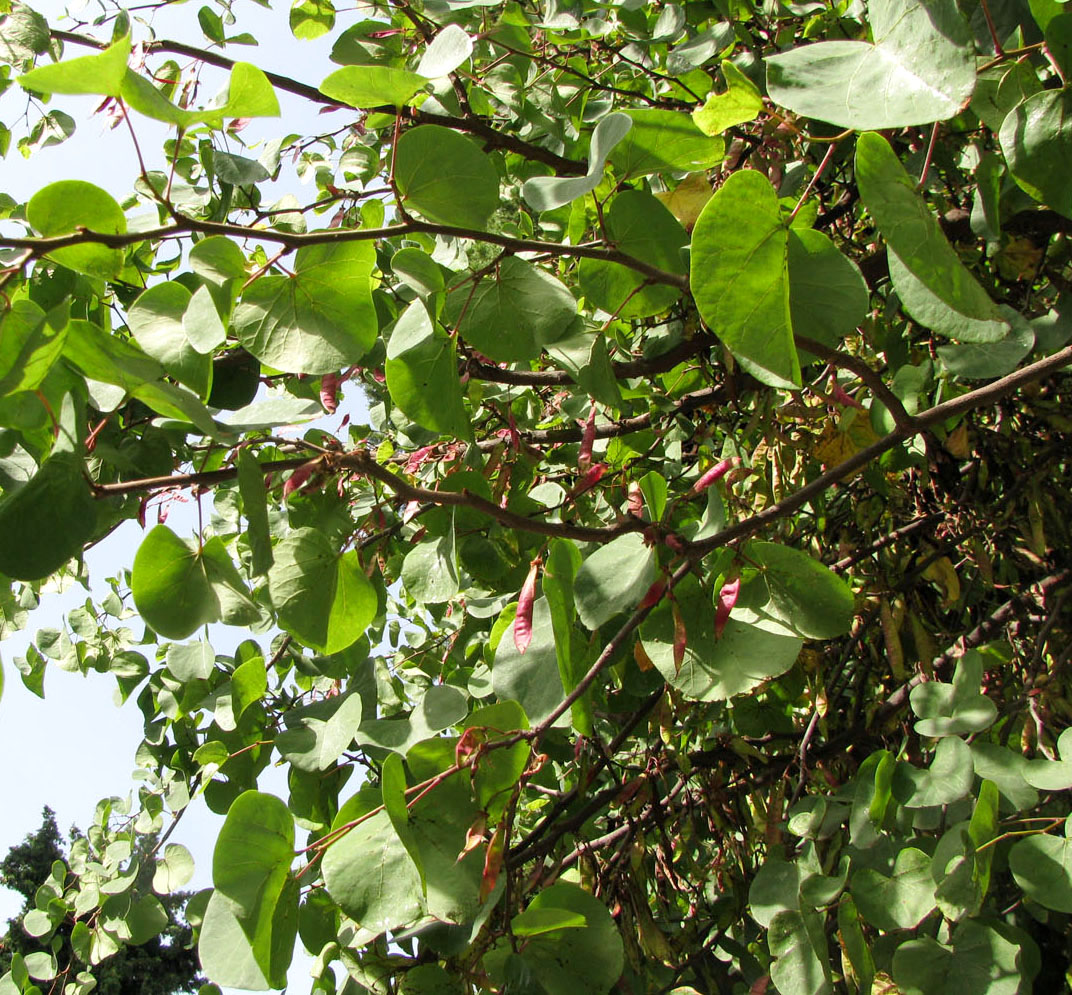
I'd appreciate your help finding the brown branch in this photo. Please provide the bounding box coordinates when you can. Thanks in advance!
[49,28,586,176]
[466,334,714,387]
[0,216,686,289]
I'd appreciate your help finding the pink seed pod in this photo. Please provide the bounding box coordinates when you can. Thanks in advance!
[514,558,541,654]
[320,372,340,413]
[830,380,865,410]
[672,602,687,672]
[693,458,739,494]
[283,462,316,501]
[715,576,741,639]
[626,481,644,518]
[640,579,667,609]
[571,462,607,497]
[578,402,598,471]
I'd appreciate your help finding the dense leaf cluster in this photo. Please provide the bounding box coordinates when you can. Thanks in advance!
[0,0,1071,993]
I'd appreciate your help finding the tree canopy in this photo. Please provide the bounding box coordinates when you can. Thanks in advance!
[0,809,202,995]
[0,0,1071,993]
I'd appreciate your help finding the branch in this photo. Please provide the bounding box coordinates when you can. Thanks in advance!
[465,334,714,387]
[0,216,687,289]
[690,344,1072,557]
[50,28,587,176]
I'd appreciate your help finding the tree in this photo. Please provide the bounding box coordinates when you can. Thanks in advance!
[0,808,201,995]
[0,0,1071,991]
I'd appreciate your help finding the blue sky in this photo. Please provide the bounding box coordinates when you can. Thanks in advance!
[0,1,373,988]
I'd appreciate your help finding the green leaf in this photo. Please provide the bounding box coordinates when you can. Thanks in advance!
[787,229,868,352]
[356,684,468,756]
[267,528,377,653]
[197,890,269,990]
[1024,726,1072,790]
[452,257,577,362]
[1010,827,1072,912]
[0,452,95,580]
[574,532,654,631]
[578,189,687,320]
[851,848,937,930]
[892,921,1026,995]
[465,700,530,820]
[937,317,1035,378]
[127,282,213,398]
[971,741,1039,810]
[768,909,830,995]
[62,318,165,392]
[233,452,271,578]
[691,169,800,388]
[609,109,724,178]
[416,24,472,78]
[320,65,427,108]
[231,655,267,719]
[523,113,631,212]
[0,3,50,66]
[19,34,131,97]
[26,180,126,278]
[131,527,218,640]
[322,808,423,931]
[153,843,195,894]
[290,0,335,40]
[166,640,215,682]
[385,301,468,437]
[693,61,763,135]
[740,541,854,639]
[836,896,874,995]
[0,300,68,395]
[510,883,623,994]
[1000,88,1072,220]
[234,240,376,375]
[381,752,426,895]
[641,576,802,701]
[212,791,297,988]
[893,735,974,809]
[395,125,498,229]
[856,133,1007,343]
[765,0,976,129]
[911,651,999,737]
[399,964,465,995]
[511,906,586,938]
[276,693,363,772]
[492,598,566,725]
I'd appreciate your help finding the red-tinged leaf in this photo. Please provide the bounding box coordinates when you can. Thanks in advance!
[693,458,739,493]
[715,575,741,639]
[320,371,340,413]
[480,825,506,902]
[514,557,541,654]
[627,481,644,518]
[640,579,667,608]
[372,368,385,383]
[227,117,251,132]
[672,601,687,673]
[137,496,149,529]
[571,462,607,497]
[578,402,598,471]
[455,727,487,768]
[749,977,770,995]
[830,379,865,410]
[458,813,487,863]
[283,461,316,501]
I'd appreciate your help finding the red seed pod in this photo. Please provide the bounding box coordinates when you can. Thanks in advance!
[283,462,316,501]
[514,557,541,654]
[693,458,739,494]
[578,402,598,471]
[672,601,687,673]
[640,579,667,609]
[479,825,506,901]
[571,462,606,497]
[507,407,522,451]
[458,813,487,863]
[320,372,340,413]
[715,576,741,639]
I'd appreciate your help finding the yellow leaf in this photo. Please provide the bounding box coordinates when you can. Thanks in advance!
[654,172,712,230]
